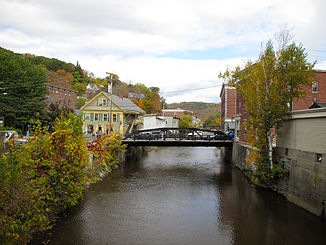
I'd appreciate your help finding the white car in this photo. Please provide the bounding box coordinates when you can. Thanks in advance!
[3,130,19,143]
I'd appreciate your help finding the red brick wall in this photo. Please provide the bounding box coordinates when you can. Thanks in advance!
[221,92,225,131]
[46,84,77,110]
[163,111,192,118]
[220,85,236,132]
[226,89,236,118]
[236,95,249,143]
[293,71,326,110]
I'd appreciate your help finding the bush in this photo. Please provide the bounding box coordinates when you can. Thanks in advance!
[0,114,89,243]
[255,155,287,183]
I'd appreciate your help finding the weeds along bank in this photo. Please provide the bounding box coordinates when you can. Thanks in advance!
[0,114,126,244]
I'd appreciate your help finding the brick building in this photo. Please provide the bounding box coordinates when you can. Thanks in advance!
[293,70,326,110]
[221,70,326,143]
[162,108,193,118]
[46,83,77,110]
[220,84,237,132]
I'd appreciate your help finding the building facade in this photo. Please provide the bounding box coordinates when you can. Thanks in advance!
[292,70,326,110]
[162,108,192,118]
[276,108,326,216]
[221,70,326,143]
[46,83,77,110]
[143,115,179,130]
[81,92,144,136]
[220,84,237,132]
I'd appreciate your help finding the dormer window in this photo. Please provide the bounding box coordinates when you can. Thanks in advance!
[312,81,318,93]
[98,98,107,106]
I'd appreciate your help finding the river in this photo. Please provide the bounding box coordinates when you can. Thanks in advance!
[44,147,326,245]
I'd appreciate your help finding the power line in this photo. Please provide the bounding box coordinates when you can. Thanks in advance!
[160,85,222,94]
[307,49,326,53]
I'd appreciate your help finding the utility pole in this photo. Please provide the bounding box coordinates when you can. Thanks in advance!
[106,72,118,134]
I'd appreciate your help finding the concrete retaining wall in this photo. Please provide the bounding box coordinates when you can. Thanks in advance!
[276,146,326,216]
[232,141,326,217]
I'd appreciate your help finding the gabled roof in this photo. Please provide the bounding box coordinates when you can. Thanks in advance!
[108,93,144,114]
[81,91,144,114]
[309,102,326,109]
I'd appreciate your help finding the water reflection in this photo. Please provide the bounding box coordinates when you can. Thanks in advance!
[42,147,326,245]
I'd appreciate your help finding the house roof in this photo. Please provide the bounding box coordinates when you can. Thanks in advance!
[81,91,144,114]
[108,93,145,114]
[309,102,326,109]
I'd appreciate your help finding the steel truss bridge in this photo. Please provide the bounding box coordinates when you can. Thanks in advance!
[123,128,233,147]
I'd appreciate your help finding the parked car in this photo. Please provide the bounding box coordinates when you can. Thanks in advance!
[3,130,19,143]
[225,131,235,138]
[136,131,161,140]
[187,131,203,139]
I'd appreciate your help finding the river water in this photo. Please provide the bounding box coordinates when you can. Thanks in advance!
[46,147,326,245]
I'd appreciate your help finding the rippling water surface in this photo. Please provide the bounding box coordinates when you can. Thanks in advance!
[45,147,326,245]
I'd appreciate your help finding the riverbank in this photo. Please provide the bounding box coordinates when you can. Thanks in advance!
[29,145,147,244]
[229,141,326,219]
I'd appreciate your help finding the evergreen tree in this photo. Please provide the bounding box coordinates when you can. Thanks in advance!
[0,48,48,129]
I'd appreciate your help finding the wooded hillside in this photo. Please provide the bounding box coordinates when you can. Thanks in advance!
[167,102,220,122]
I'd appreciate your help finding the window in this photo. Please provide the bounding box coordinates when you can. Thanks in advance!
[312,81,318,93]
[51,96,54,103]
[99,98,107,106]
[85,113,90,121]
[95,113,99,121]
[59,97,61,105]
[104,114,108,121]
[68,99,70,106]
[317,153,322,163]
[113,114,117,122]
[64,98,66,106]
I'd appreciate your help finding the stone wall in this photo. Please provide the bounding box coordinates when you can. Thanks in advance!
[275,146,326,216]
[232,127,326,217]
[231,141,256,172]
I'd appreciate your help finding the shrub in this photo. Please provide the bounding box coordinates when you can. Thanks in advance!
[0,113,90,243]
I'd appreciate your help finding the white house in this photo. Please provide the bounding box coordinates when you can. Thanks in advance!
[143,115,179,130]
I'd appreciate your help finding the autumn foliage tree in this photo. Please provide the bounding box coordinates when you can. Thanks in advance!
[0,114,125,243]
[220,40,314,179]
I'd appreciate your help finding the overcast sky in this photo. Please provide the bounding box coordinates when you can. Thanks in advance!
[1,0,326,103]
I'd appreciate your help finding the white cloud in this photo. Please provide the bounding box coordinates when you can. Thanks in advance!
[74,54,250,103]
[0,0,326,103]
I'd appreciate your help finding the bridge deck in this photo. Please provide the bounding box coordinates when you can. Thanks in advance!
[122,139,233,147]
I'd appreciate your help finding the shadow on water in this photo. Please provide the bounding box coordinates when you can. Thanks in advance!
[32,147,326,245]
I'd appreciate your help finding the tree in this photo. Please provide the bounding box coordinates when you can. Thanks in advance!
[179,114,193,128]
[219,40,314,174]
[203,111,221,129]
[0,48,48,129]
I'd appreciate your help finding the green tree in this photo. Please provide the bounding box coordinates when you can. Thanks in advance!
[219,40,314,174]
[75,97,87,109]
[0,48,48,129]
[203,111,221,129]
[179,114,193,128]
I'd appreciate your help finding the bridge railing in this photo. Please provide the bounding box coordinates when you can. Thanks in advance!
[124,128,233,142]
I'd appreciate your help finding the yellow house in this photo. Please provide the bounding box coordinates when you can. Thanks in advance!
[81,91,144,136]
